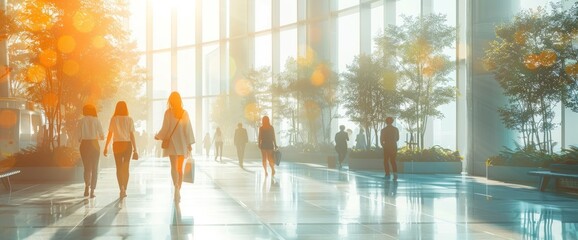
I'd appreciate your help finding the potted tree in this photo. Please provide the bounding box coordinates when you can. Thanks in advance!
[483,2,578,183]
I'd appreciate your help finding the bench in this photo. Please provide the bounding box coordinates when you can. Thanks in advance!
[0,169,21,192]
[528,164,578,192]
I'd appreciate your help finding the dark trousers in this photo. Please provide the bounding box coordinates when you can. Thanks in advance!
[113,142,132,190]
[236,144,246,166]
[383,150,397,175]
[336,148,347,164]
[215,142,223,160]
[80,140,100,189]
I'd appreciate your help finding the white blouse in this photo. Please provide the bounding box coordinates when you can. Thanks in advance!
[108,116,135,142]
[78,116,104,141]
[155,109,195,156]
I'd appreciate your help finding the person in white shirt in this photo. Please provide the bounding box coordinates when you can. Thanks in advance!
[103,101,137,199]
[155,92,195,203]
[77,104,104,198]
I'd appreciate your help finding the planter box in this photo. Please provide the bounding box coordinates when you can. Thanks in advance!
[12,167,83,183]
[486,166,543,183]
[349,158,462,174]
[401,161,463,174]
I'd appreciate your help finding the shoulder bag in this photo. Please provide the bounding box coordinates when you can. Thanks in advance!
[161,113,183,149]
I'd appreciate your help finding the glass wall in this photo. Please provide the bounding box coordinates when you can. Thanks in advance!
[128,0,575,175]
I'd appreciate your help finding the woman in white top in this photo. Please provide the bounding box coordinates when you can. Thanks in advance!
[103,101,137,199]
[213,127,223,162]
[77,104,104,198]
[155,92,195,203]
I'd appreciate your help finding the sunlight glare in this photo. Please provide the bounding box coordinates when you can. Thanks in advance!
[73,10,96,33]
[27,65,46,83]
[63,60,80,76]
[235,78,252,97]
[39,49,58,67]
[58,35,77,53]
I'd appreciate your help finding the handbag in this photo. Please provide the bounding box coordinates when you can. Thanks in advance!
[274,148,282,166]
[132,151,139,160]
[161,113,183,149]
[183,153,195,183]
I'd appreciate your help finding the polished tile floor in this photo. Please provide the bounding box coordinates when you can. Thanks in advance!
[0,156,577,240]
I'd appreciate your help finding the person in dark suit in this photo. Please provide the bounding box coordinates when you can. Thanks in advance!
[380,117,399,180]
[234,123,249,168]
[334,125,349,168]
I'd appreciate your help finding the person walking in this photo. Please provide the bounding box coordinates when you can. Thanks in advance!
[334,125,349,168]
[203,132,211,157]
[355,129,367,150]
[213,127,223,162]
[155,92,195,203]
[103,101,137,199]
[380,117,399,180]
[77,104,104,198]
[258,116,277,176]
[234,123,249,168]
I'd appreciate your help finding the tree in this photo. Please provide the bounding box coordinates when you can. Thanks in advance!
[275,56,339,146]
[484,2,578,154]
[238,67,272,139]
[342,53,400,148]
[1,0,142,150]
[375,14,456,151]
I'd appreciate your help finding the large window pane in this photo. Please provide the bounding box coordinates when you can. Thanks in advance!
[177,48,196,98]
[396,0,420,24]
[153,52,171,99]
[202,0,220,42]
[255,0,271,31]
[279,28,297,71]
[255,33,272,69]
[177,0,196,46]
[152,1,171,50]
[129,1,146,51]
[337,13,359,73]
[338,0,358,10]
[370,4,383,52]
[203,44,220,95]
[279,0,297,26]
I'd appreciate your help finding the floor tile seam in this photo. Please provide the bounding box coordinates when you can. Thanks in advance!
[195,164,288,240]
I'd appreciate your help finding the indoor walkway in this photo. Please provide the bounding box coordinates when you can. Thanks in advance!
[0,156,577,240]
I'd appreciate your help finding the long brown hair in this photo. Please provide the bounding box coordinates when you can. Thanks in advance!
[168,91,184,118]
[261,116,271,127]
[113,101,128,116]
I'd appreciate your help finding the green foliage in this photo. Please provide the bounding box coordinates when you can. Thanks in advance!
[485,145,557,168]
[274,56,339,145]
[342,53,401,148]
[349,148,383,159]
[397,145,462,162]
[484,2,578,153]
[375,14,456,150]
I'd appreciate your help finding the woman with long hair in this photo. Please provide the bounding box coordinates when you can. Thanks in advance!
[77,104,104,198]
[155,91,195,202]
[258,116,277,176]
[104,101,137,199]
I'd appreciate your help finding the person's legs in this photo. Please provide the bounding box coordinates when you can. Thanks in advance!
[113,143,124,194]
[239,144,245,167]
[217,143,223,161]
[383,150,391,177]
[261,150,268,176]
[89,141,100,197]
[80,141,91,196]
[169,155,185,202]
[122,143,132,195]
[390,151,398,180]
[266,150,275,176]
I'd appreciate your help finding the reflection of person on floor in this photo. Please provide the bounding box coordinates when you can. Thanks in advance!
[154,92,195,203]
[77,104,104,198]
[334,125,349,168]
[380,117,399,180]
[258,116,277,176]
[203,133,211,157]
[213,127,223,162]
[104,101,137,199]
[234,123,248,168]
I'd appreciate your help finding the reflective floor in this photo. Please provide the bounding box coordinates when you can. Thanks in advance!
[0,156,577,240]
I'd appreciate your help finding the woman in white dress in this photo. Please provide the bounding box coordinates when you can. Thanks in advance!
[103,101,137,199]
[77,104,104,198]
[155,92,195,202]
